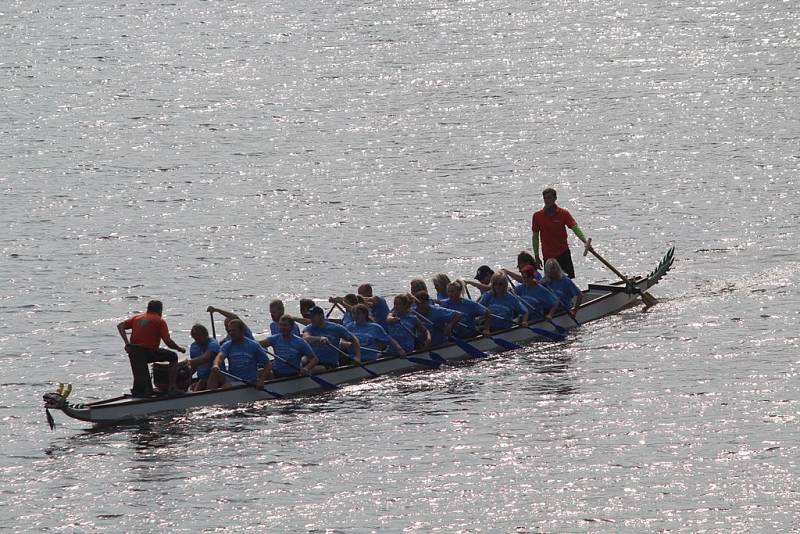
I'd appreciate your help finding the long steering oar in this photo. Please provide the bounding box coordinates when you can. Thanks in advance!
[218,369,283,399]
[329,344,380,378]
[583,238,658,307]
[266,350,338,390]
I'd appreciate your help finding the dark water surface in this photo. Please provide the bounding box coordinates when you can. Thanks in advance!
[2,0,798,531]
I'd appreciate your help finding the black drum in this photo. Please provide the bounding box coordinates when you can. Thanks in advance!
[152,360,192,392]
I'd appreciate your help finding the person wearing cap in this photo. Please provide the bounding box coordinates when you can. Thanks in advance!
[303,305,362,370]
[514,265,560,320]
[531,187,592,279]
[464,265,494,295]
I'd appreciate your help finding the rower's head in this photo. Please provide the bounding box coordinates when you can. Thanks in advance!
[357,284,373,298]
[489,272,509,296]
[269,299,285,322]
[309,306,326,327]
[351,303,372,323]
[343,293,361,307]
[431,273,451,295]
[517,251,537,272]
[521,265,539,286]
[227,319,246,342]
[278,314,295,336]
[542,187,557,208]
[393,293,415,314]
[190,323,210,343]
[410,278,428,294]
[544,258,564,280]
[446,281,463,302]
[474,265,494,285]
[414,291,432,313]
[299,298,315,319]
[147,300,163,315]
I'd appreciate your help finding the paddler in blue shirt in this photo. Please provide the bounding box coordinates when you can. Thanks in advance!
[386,293,431,353]
[345,304,406,361]
[514,265,559,320]
[188,323,222,391]
[207,306,256,343]
[431,273,452,302]
[303,306,362,369]
[478,273,528,331]
[440,281,491,338]
[412,290,463,347]
[261,315,319,378]
[464,265,494,297]
[207,319,271,389]
[542,258,583,317]
[502,251,543,285]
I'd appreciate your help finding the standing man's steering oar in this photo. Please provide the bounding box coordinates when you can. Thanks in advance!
[266,350,339,390]
[583,238,658,307]
[217,369,283,399]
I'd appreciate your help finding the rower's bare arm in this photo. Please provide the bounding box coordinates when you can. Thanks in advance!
[116,322,130,345]
[212,352,225,369]
[445,313,462,336]
[163,336,186,353]
[259,338,273,349]
[350,336,362,362]
[520,312,529,327]
[192,349,218,370]
[546,303,559,320]
[417,322,432,348]
[304,352,319,373]
[389,338,406,356]
[206,306,239,321]
[503,269,523,283]
[465,280,491,292]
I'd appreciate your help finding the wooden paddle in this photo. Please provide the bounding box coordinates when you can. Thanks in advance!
[583,238,658,307]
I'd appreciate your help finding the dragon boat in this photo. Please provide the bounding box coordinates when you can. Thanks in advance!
[43,247,674,426]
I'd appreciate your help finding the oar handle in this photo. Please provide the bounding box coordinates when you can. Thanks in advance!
[583,239,630,284]
[209,310,217,340]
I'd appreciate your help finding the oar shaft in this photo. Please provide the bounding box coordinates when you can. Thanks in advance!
[586,245,630,283]
[209,311,217,340]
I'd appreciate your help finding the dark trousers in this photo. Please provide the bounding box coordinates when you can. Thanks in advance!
[127,345,177,395]
[545,249,576,279]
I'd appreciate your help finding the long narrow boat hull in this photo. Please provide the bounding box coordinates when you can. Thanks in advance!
[43,247,675,425]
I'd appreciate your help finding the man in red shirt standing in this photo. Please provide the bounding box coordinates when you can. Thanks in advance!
[117,300,186,396]
[531,188,592,279]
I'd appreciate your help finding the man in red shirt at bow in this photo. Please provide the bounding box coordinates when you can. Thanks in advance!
[531,187,592,279]
[117,300,186,396]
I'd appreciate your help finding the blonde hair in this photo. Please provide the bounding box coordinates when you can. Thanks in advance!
[394,293,418,310]
[431,273,451,294]
[489,272,509,296]
[543,258,564,283]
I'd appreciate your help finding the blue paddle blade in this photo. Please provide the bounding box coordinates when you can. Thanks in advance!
[528,327,566,342]
[490,336,523,350]
[450,337,488,358]
[309,375,339,390]
[406,356,441,369]
[548,320,568,334]
[428,352,447,364]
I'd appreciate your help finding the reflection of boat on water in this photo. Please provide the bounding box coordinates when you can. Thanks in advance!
[43,248,675,426]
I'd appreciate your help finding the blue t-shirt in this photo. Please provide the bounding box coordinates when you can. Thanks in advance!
[190,338,223,379]
[221,325,254,345]
[478,292,526,330]
[515,283,558,317]
[269,321,301,336]
[341,310,355,328]
[369,296,390,327]
[440,298,487,338]
[303,321,354,366]
[385,313,419,353]
[436,291,448,302]
[544,277,582,308]
[219,338,269,383]
[346,322,391,362]
[266,334,315,375]
[416,305,459,347]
